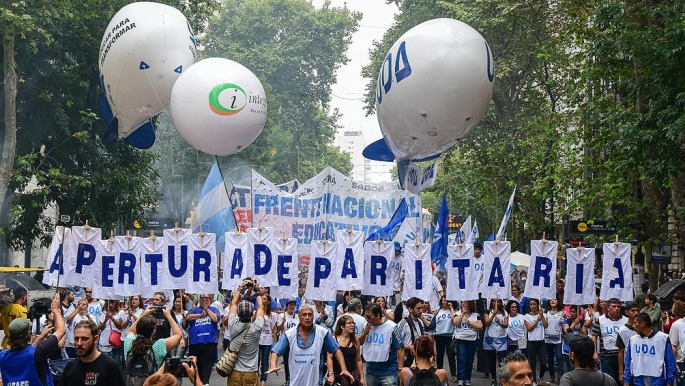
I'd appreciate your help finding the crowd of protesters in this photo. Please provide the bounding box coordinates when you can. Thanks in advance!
[0,241,682,386]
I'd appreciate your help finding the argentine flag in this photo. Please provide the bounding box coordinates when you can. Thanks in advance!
[191,161,235,251]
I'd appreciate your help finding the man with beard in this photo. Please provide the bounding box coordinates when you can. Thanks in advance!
[0,293,65,385]
[150,291,171,340]
[60,319,124,386]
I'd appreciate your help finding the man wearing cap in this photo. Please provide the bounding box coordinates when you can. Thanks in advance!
[268,304,353,385]
[335,297,367,337]
[0,287,28,348]
[226,279,265,386]
[592,298,627,385]
[624,313,677,386]
[0,293,65,385]
[559,334,617,386]
[616,302,639,384]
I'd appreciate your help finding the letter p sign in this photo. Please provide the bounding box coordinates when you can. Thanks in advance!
[314,257,331,287]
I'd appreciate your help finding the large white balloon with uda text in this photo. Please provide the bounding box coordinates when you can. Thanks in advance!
[98,2,197,149]
[363,18,495,162]
[170,58,267,156]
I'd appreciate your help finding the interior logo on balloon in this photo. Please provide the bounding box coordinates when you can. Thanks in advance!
[208,83,247,116]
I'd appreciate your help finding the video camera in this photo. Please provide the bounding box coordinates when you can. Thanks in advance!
[28,297,51,321]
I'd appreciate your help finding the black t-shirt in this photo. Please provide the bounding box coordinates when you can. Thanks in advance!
[152,314,171,340]
[60,353,124,386]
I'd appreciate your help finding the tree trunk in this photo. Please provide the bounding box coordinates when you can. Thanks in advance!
[0,32,17,263]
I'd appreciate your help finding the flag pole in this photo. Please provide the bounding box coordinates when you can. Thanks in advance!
[213,156,240,232]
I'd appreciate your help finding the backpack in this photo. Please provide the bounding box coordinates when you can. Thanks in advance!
[124,345,157,386]
[408,367,441,386]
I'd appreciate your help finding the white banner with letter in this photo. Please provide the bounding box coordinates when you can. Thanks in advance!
[271,237,299,299]
[305,241,338,301]
[335,230,364,291]
[187,233,217,294]
[564,247,595,305]
[524,240,557,300]
[91,239,118,300]
[113,236,142,297]
[247,227,275,283]
[446,244,479,301]
[163,228,192,290]
[480,241,511,299]
[62,226,102,288]
[44,226,72,287]
[223,232,247,290]
[600,242,633,301]
[362,241,394,297]
[402,243,432,302]
[139,236,166,298]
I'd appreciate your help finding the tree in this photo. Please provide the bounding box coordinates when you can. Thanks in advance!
[201,0,359,182]
[1,0,217,263]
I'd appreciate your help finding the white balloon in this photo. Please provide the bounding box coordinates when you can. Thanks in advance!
[99,2,196,140]
[367,18,495,162]
[170,58,267,156]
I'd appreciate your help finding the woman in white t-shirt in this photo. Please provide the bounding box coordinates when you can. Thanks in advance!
[524,298,548,382]
[98,300,127,367]
[170,296,188,358]
[453,300,482,386]
[483,299,509,385]
[259,294,278,386]
[506,300,526,354]
[434,297,456,382]
[544,299,565,382]
[65,298,96,358]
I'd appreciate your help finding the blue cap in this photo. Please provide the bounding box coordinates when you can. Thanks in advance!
[394,241,402,251]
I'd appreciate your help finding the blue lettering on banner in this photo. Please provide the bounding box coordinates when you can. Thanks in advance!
[254,244,272,275]
[452,258,470,288]
[102,255,115,287]
[230,249,243,279]
[377,40,412,105]
[532,256,552,287]
[370,255,387,285]
[314,257,331,287]
[415,260,423,290]
[49,244,64,274]
[145,253,163,285]
[193,250,211,282]
[509,319,523,328]
[609,258,625,288]
[340,248,357,279]
[118,252,136,284]
[277,255,292,286]
[604,326,619,335]
[365,332,385,344]
[575,263,584,294]
[487,257,505,287]
[634,344,656,355]
[168,245,188,277]
[76,243,96,274]
[474,262,484,271]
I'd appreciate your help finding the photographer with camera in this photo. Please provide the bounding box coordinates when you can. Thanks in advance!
[0,293,66,385]
[221,278,265,386]
[144,355,204,386]
[123,303,183,384]
[186,293,220,385]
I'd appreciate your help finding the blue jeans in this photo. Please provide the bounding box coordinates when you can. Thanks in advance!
[259,344,272,382]
[600,355,619,386]
[366,374,397,386]
[457,339,478,382]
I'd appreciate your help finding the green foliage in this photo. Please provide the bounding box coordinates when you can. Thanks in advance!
[201,0,359,182]
[1,0,217,251]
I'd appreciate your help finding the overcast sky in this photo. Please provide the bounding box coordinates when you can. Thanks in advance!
[312,0,398,179]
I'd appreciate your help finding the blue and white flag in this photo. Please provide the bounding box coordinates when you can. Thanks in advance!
[496,186,516,241]
[431,195,449,269]
[365,198,408,242]
[460,216,472,244]
[468,219,479,244]
[191,162,235,251]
